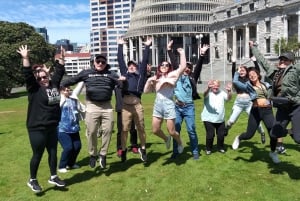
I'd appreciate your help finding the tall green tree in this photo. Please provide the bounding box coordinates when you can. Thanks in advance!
[0,21,56,98]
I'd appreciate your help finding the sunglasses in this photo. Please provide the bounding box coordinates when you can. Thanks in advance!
[37,76,48,81]
[95,59,106,65]
[160,63,169,67]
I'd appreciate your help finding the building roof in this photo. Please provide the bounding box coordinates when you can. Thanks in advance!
[55,53,91,59]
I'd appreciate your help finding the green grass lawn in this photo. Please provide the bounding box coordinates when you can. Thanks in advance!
[0,92,300,201]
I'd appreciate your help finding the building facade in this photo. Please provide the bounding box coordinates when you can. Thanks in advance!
[124,0,234,67]
[35,27,49,43]
[90,0,136,72]
[55,53,91,77]
[210,0,300,65]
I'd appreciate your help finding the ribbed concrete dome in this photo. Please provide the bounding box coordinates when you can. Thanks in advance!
[126,0,234,37]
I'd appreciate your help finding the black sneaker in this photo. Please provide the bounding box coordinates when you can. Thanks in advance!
[261,132,266,144]
[48,176,66,187]
[121,149,127,162]
[27,179,42,193]
[99,154,106,169]
[89,155,97,168]
[138,148,147,162]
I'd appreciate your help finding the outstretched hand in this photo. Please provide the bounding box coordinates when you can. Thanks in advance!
[177,48,184,54]
[167,40,173,50]
[17,45,30,58]
[117,37,125,45]
[225,82,232,92]
[200,44,209,55]
[144,36,152,46]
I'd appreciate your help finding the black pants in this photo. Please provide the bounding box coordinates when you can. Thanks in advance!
[239,107,277,151]
[28,126,58,179]
[203,121,225,151]
[272,105,300,143]
[116,111,137,150]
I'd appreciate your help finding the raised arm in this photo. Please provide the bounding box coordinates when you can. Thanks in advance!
[139,37,152,77]
[193,44,209,83]
[117,37,127,75]
[249,41,275,77]
[176,48,187,75]
[17,45,30,68]
[167,40,178,70]
[51,47,65,86]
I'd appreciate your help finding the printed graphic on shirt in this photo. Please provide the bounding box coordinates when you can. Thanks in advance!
[46,88,60,105]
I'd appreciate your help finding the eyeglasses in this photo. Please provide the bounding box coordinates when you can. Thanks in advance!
[37,76,48,81]
[160,63,169,67]
[95,59,106,65]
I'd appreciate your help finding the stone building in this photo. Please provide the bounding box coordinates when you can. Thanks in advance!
[124,0,300,82]
[210,0,300,65]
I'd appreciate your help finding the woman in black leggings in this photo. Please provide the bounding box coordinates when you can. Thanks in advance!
[17,45,66,193]
[231,67,279,164]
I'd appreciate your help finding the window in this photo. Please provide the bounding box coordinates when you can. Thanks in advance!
[227,11,231,18]
[249,3,254,11]
[238,7,242,15]
[266,38,270,53]
[265,20,271,32]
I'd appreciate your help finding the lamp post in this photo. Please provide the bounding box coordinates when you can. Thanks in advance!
[196,34,203,59]
[278,32,281,56]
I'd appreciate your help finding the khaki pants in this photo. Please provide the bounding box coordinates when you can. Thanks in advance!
[85,100,114,156]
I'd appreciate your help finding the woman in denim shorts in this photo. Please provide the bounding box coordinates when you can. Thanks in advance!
[144,47,186,154]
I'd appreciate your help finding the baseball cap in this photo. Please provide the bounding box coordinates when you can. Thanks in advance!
[127,60,138,67]
[278,52,295,61]
[95,54,107,61]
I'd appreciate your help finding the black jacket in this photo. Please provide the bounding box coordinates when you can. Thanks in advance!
[62,67,119,102]
[23,62,65,130]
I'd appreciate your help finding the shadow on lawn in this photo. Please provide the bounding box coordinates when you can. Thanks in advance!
[232,141,300,180]
[64,141,205,186]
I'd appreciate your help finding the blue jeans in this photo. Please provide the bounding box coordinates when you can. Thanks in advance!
[228,96,264,134]
[58,131,82,169]
[173,103,199,155]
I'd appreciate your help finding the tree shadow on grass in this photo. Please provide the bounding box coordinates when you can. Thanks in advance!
[232,141,300,180]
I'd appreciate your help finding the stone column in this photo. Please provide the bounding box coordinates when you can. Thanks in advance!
[232,26,237,61]
[151,35,155,66]
[138,37,143,61]
[244,23,249,58]
[223,29,228,62]
[282,15,288,38]
[129,38,134,61]
[297,11,300,42]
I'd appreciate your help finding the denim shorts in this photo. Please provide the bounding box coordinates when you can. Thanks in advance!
[153,98,176,119]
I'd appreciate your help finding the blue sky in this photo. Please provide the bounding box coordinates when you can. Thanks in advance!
[0,0,90,44]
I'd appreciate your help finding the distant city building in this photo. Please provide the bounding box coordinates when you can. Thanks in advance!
[90,0,136,72]
[35,27,49,43]
[55,53,91,76]
[55,39,74,53]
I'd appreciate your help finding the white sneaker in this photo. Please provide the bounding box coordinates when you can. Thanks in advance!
[165,136,171,149]
[269,152,280,164]
[232,136,240,150]
[58,168,68,173]
[177,144,184,154]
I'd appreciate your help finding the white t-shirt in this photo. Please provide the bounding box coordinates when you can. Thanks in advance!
[201,90,228,123]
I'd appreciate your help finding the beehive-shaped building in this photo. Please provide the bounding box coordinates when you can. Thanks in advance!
[124,0,234,66]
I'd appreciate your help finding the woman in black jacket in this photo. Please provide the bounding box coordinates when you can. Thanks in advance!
[17,45,66,193]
